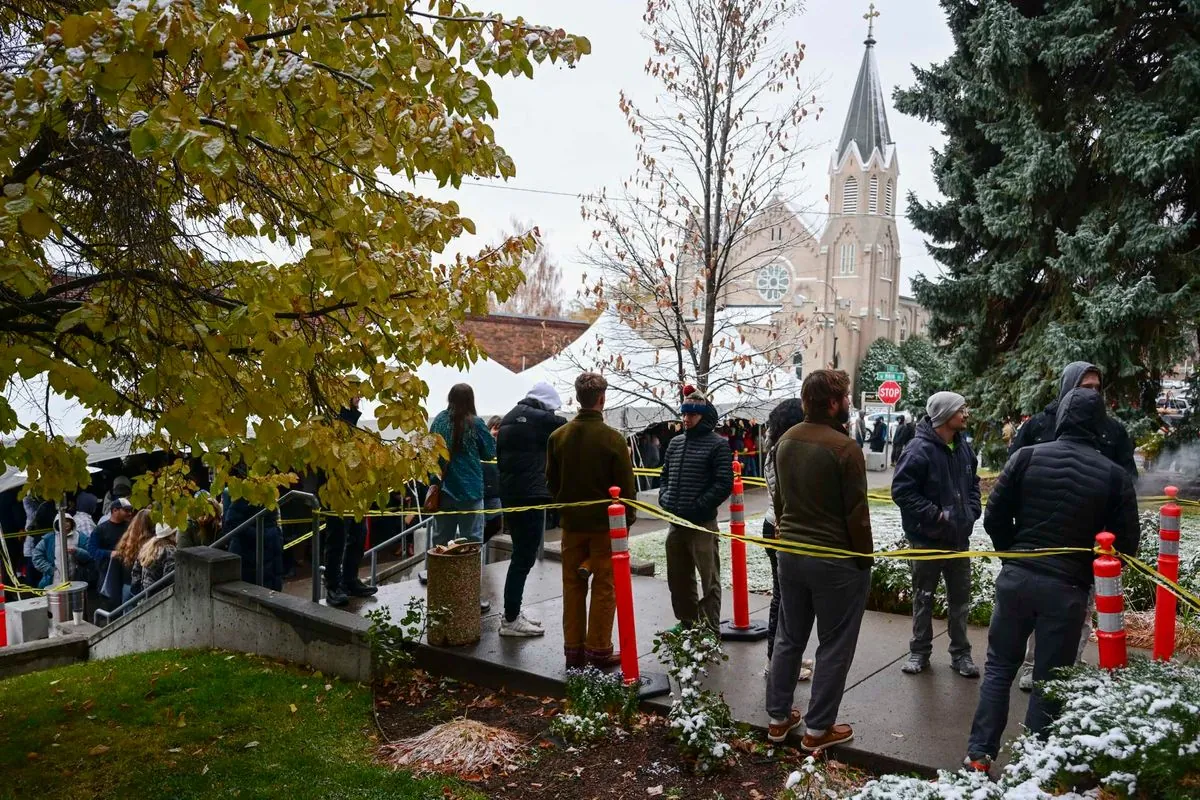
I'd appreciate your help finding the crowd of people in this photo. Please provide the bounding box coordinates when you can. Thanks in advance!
[1,356,1147,769]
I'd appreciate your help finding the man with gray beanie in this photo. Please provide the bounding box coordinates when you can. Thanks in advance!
[892,390,982,678]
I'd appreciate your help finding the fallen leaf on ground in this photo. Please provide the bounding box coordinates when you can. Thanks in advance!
[81,699,95,712]
[202,765,209,775]
[244,741,259,749]
[89,745,110,756]
[289,704,297,714]
[647,787,663,797]
[168,748,183,753]
[224,655,235,661]
[49,680,60,685]
[177,715,187,728]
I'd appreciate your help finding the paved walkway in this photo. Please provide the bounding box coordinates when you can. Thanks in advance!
[339,558,1075,776]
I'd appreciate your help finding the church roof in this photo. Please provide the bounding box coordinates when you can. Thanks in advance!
[836,30,892,164]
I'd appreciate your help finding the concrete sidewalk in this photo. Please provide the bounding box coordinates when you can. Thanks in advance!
[341,558,1064,777]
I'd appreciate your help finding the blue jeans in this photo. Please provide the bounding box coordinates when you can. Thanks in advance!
[432,496,484,547]
[967,564,1089,759]
[502,508,544,622]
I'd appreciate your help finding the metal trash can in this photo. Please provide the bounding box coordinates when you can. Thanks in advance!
[426,541,482,646]
[47,581,88,628]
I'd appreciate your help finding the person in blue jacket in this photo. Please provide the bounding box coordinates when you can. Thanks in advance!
[428,383,496,547]
[32,515,93,588]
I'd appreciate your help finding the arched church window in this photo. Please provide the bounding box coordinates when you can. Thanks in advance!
[842,176,859,215]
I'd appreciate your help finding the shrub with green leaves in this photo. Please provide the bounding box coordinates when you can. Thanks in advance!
[548,666,640,745]
[365,598,439,680]
[653,625,734,774]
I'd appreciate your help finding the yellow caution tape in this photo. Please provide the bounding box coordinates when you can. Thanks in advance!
[1116,553,1200,614]
[316,498,612,518]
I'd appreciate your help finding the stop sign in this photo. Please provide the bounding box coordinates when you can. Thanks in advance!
[877,380,902,406]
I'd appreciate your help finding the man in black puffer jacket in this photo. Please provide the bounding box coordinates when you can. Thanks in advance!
[496,381,567,638]
[892,392,982,678]
[964,388,1139,771]
[659,386,733,630]
[1008,361,1137,479]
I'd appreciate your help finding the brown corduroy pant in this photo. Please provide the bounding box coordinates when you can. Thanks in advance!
[561,530,615,663]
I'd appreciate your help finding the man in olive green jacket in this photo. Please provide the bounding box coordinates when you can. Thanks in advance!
[766,369,873,753]
[547,372,638,670]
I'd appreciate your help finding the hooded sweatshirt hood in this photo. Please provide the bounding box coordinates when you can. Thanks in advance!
[1057,361,1102,404]
[525,381,562,412]
[1055,387,1106,442]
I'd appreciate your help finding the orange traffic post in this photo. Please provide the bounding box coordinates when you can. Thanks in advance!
[1093,531,1127,670]
[720,458,769,641]
[608,487,670,698]
[1153,486,1181,661]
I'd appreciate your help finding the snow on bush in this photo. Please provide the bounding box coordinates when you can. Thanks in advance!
[850,659,1200,800]
[652,624,734,774]
[549,666,640,745]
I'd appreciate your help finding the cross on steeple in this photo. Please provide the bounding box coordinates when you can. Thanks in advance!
[864,2,880,44]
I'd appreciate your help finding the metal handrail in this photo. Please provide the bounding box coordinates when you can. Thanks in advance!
[94,490,318,627]
[93,570,176,626]
[210,489,317,549]
[363,516,433,587]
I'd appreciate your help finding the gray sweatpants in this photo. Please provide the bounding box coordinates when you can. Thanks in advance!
[767,553,870,733]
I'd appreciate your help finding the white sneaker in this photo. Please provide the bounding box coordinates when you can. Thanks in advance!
[500,615,545,637]
[1019,665,1034,692]
[520,612,543,628]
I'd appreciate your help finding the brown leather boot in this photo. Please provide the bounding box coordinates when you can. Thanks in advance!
[801,723,854,752]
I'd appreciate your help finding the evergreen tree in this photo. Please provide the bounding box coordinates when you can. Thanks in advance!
[856,337,904,404]
[899,335,949,415]
[895,0,1200,420]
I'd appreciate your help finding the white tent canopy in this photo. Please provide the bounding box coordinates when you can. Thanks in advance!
[1,374,146,494]
[357,356,534,436]
[519,310,800,431]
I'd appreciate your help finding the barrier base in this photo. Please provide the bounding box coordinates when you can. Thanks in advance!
[631,670,672,700]
[719,618,770,642]
[480,599,491,614]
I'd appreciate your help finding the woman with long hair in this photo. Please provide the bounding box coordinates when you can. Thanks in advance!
[428,383,496,546]
[130,523,178,596]
[762,398,812,681]
[109,508,155,603]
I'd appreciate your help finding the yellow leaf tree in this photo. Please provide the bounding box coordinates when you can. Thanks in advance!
[0,0,590,523]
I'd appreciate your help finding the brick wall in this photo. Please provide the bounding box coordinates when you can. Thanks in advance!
[462,314,589,372]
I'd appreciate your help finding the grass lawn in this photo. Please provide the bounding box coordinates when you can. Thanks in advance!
[0,649,477,800]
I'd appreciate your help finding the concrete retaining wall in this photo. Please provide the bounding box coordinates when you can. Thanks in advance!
[0,632,90,679]
[89,547,372,682]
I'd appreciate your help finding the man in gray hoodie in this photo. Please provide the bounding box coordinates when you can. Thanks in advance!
[1007,361,1137,690]
[1008,361,1136,478]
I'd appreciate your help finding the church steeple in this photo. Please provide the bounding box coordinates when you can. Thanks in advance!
[836,3,892,165]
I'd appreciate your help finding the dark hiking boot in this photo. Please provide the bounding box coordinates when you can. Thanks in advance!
[900,653,929,674]
[952,654,980,678]
[587,650,622,670]
[963,754,993,774]
[344,578,378,598]
[325,586,349,607]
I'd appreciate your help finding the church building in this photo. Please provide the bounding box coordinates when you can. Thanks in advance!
[682,14,929,391]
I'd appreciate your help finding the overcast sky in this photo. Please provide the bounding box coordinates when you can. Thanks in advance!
[415,0,956,302]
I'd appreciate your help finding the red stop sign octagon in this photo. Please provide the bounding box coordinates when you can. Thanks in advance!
[877,380,902,406]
